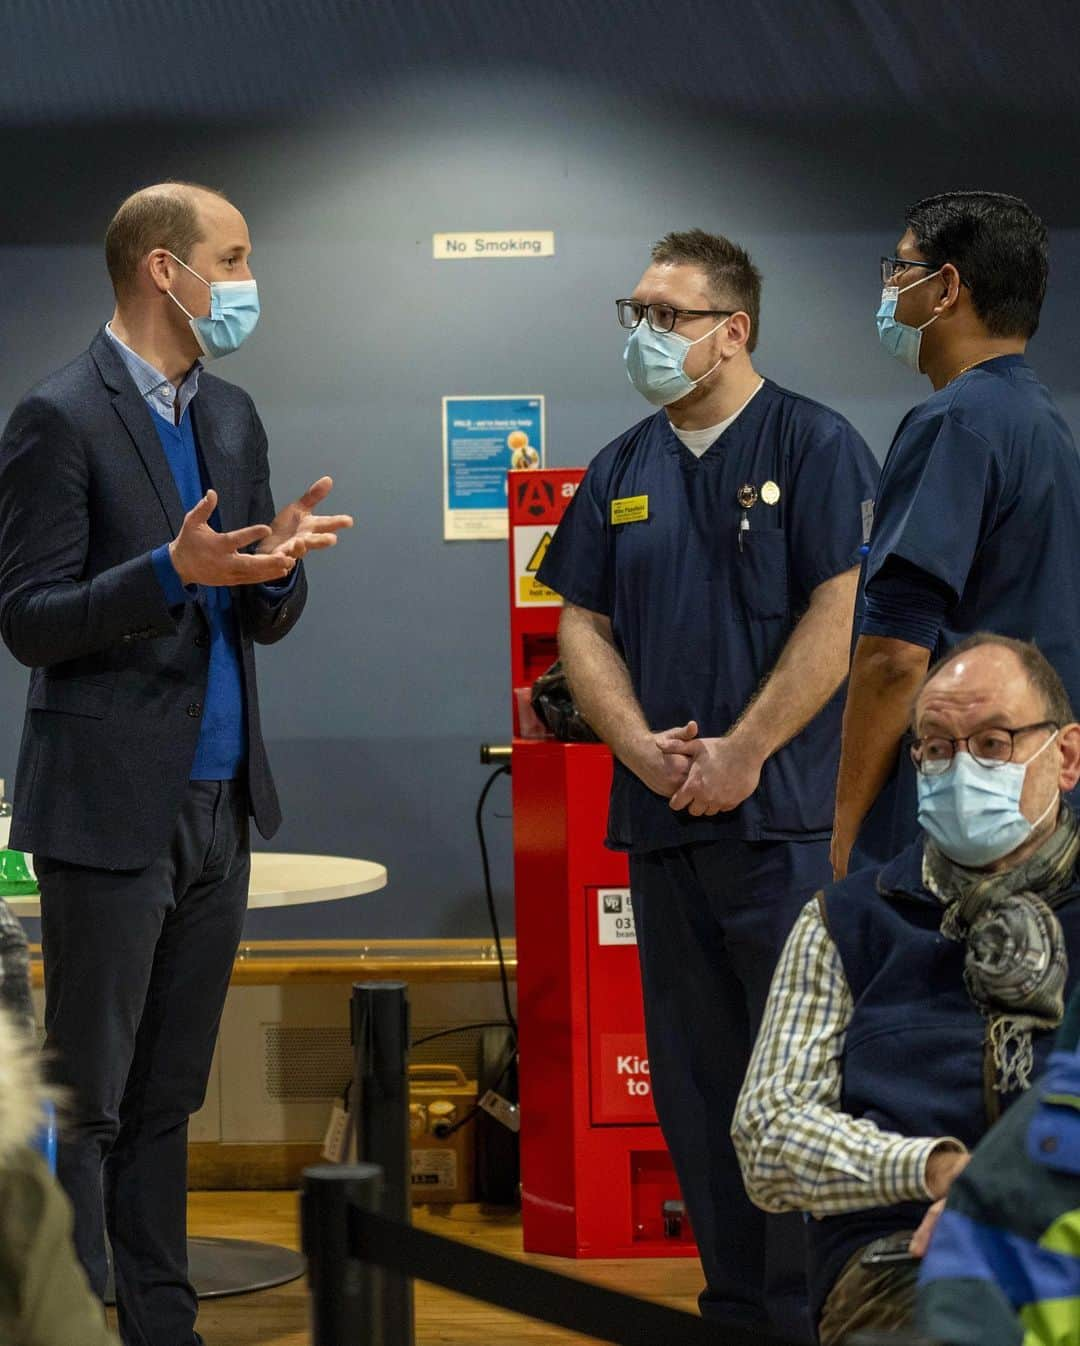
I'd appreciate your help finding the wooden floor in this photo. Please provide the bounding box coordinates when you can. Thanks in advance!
[129,1191,704,1345]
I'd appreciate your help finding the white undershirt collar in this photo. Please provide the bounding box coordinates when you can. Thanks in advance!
[668,378,765,457]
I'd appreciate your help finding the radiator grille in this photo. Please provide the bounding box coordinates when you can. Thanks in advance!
[262,1024,496,1101]
[264,1026,352,1100]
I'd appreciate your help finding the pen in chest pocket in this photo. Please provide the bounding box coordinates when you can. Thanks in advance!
[736,483,758,552]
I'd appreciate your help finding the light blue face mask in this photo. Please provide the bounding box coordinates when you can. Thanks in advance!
[165,251,260,359]
[916,730,1059,868]
[624,316,729,407]
[876,269,942,373]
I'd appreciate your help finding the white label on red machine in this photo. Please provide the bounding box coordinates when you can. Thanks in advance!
[597,888,637,945]
[411,1149,458,1190]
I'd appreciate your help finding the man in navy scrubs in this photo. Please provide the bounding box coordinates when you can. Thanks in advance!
[537,229,878,1340]
[831,191,1080,879]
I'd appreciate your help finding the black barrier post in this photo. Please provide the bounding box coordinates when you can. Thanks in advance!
[351,981,414,1346]
[301,1164,385,1346]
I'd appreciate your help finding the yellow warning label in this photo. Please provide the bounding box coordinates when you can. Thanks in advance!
[513,523,564,608]
[526,531,553,572]
[611,494,649,525]
[519,576,560,604]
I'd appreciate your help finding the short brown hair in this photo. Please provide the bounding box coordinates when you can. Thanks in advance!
[104,182,228,297]
[921,633,1074,725]
[650,228,763,351]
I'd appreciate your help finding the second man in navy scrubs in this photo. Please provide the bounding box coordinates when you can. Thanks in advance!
[832,191,1080,879]
[537,229,878,1341]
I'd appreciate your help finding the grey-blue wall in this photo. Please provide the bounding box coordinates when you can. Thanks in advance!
[2,29,1078,939]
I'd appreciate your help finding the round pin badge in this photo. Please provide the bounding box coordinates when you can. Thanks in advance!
[737,483,758,509]
[761,480,781,506]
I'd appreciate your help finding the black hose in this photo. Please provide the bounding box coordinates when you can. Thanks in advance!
[475,764,517,1040]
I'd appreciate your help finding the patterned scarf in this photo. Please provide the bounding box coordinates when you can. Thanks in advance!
[922,806,1080,1093]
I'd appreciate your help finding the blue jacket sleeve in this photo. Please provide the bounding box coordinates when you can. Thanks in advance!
[258,567,300,601]
[151,544,197,609]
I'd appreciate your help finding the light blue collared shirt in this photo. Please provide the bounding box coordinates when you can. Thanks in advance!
[104,323,200,424]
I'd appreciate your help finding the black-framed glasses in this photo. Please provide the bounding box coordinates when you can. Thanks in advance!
[880,256,938,286]
[616,299,735,334]
[909,721,1059,777]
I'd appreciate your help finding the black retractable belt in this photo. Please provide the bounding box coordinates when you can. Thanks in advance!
[304,1162,804,1346]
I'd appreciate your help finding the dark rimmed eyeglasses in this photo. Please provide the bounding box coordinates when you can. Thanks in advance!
[909,721,1059,777]
[880,256,939,286]
[616,299,735,334]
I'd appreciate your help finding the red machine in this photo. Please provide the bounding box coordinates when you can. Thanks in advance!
[508,469,695,1258]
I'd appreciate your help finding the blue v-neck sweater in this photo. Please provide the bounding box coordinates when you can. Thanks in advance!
[148,407,246,779]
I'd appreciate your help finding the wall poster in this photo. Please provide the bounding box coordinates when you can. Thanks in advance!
[442,395,545,541]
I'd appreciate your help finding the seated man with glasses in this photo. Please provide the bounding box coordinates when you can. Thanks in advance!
[733,631,1080,1346]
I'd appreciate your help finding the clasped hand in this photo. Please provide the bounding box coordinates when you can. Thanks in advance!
[169,476,354,587]
[652,723,763,816]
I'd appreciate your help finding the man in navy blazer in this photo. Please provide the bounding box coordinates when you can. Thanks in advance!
[0,182,351,1346]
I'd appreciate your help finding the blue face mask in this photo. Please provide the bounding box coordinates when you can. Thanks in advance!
[165,252,260,359]
[876,269,941,373]
[916,730,1059,868]
[624,316,729,407]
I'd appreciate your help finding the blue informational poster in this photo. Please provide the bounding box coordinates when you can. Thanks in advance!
[442,395,545,540]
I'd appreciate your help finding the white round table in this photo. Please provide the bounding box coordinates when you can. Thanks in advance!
[9,852,388,1301]
[4,851,388,917]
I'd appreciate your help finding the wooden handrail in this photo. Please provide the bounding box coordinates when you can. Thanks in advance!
[28,938,518,987]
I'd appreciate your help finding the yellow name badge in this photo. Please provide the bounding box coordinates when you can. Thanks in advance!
[611,494,649,525]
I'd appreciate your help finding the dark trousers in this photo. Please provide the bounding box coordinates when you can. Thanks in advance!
[630,838,829,1345]
[37,780,250,1346]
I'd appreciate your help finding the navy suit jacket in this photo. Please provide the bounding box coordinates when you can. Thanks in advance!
[0,328,307,868]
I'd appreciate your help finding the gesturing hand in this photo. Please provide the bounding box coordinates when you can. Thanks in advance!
[169,491,297,587]
[659,734,764,816]
[256,476,354,562]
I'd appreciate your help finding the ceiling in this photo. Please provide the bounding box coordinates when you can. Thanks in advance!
[2,0,1075,128]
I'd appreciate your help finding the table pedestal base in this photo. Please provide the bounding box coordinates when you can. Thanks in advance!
[104,1236,306,1303]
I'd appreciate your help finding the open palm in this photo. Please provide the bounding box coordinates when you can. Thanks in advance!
[257,475,353,560]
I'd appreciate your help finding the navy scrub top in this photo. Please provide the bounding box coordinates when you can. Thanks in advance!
[854,355,1080,869]
[538,379,879,854]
